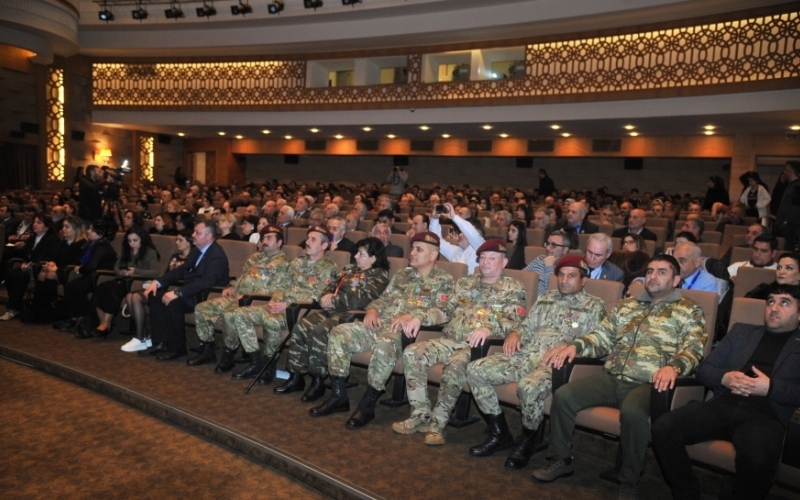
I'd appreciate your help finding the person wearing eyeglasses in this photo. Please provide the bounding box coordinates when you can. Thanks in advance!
[524,230,573,295]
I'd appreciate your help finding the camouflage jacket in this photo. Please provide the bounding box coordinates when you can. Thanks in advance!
[518,289,606,355]
[271,255,339,304]
[367,266,454,325]
[436,274,526,343]
[232,251,289,296]
[572,289,707,384]
[324,265,390,311]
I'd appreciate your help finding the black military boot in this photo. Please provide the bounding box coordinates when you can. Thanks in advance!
[345,386,384,429]
[469,412,515,457]
[257,362,277,385]
[300,375,327,402]
[231,351,265,380]
[309,376,349,417]
[273,372,306,394]
[504,425,539,470]
[214,348,237,374]
[186,341,217,366]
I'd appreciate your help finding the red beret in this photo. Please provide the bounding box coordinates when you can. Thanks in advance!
[476,239,508,256]
[554,255,589,276]
[259,224,283,237]
[410,231,440,247]
[307,225,333,241]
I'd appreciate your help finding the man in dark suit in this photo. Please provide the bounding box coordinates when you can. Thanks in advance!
[652,283,800,500]
[140,220,230,361]
[373,222,404,258]
[583,233,624,283]
[554,201,599,235]
[611,208,657,241]
[326,216,357,257]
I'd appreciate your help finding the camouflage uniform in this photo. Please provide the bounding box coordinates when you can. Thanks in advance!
[404,274,526,432]
[223,255,338,356]
[194,251,289,348]
[286,265,390,377]
[467,289,606,430]
[548,289,707,485]
[327,266,454,390]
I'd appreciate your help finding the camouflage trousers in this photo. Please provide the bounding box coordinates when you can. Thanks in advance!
[467,352,551,431]
[286,310,348,377]
[327,321,402,391]
[404,337,471,432]
[221,305,286,356]
[194,296,238,344]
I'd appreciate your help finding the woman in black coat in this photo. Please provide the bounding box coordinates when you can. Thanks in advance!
[0,214,59,320]
[505,219,528,270]
[33,216,86,311]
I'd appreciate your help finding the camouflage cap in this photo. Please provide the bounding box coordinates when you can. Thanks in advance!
[307,225,333,241]
[554,255,589,276]
[259,223,283,238]
[410,231,440,247]
[476,239,507,256]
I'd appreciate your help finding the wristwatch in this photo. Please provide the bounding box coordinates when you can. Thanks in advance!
[174,289,182,298]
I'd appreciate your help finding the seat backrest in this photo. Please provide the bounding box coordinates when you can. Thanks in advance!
[698,243,720,259]
[733,266,776,298]
[680,288,719,357]
[390,233,410,257]
[394,222,410,233]
[597,223,614,236]
[111,232,125,257]
[328,250,351,272]
[702,231,723,245]
[283,244,304,262]
[504,269,540,311]
[151,234,179,274]
[650,226,667,252]
[348,230,366,243]
[524,245,546,264]
[526,228,545,247]
[546,276,624,313]
[728,297,765,331]
[436,261,468,281]
[646,217,669,228]
[216,239,257,279]
[387,257,408,279]
[730,245,751,264]
[357,220,374,232]
[286,227,307,246]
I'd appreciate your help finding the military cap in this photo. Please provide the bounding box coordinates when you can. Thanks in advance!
[259,223,283,237]
[307,225,333,241]
[554,255,590,276]
[476,239,507,256]
[410,231,440,247]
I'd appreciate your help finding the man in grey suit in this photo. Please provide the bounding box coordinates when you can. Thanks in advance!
[652,283,800,500]
[583,233,624,283]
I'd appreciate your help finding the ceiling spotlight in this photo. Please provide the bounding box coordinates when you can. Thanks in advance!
[231,1,252,15]
[335,134,344,139]
[267,0,284,14]
[704,125,716,130]
[196,2,217,17]
[132,5,148,20]
[561,132,571,137]
[550,124,561,130]
[499,133,509,138]
[98,2,114,21]
[177,132,185,137]
[482,125,493,130]
[441,134,450,138]
[285,135,292,140]
[342,0,361,5]
[704,131,715,136]
[387,134,396,139]
[624,125,635,130]
[362,126,372,132]
[165,3,184,19]
[261,129,270,134]
[791,125,800,131]
[419,125,430,131]
[304,0,323,9]
[310,128,319,133]
[218,132,226,136]
[235,135,243,139]
[629,132,639,137]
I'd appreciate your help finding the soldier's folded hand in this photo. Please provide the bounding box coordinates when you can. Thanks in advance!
[503,332,522,356]
[363,309,381,329]
[402,317,422,338]
[467,327,492,347]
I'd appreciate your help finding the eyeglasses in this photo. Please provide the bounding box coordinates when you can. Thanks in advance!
[544,241,568,248]
[623,240,636,245]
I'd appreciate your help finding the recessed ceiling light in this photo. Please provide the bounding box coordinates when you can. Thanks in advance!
[362,126,372,132]
[218,131,226,136]
[704,125,716,130]
[310,128,319,133]
[442,134,450,138]
[177,132,185,137]
[790,125,800,131]
[704,131,715,136]
[629,132,639,137]
[285,135,292,139]
[561,132,571,137]
[261,129,270,134]
[235,135,243,139]
[482,125,493,130]
[624,125,635,130]
[499,133,509,138]
[387,134,396,139]
[550,125,561,130]
[419,125,430,131]
[335,134,344,139]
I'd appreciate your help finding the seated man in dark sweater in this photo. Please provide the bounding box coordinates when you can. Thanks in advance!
[652,282,800,500]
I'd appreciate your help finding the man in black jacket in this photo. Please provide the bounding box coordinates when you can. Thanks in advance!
[611,208,657,241]
[141,220,230,360]
[652,283,800,500]
[78,165,105,227]
[553,201,599,235]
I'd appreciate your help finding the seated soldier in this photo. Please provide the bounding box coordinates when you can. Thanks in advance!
[223,226,339,382]
[393,240,526,445]
[188,224,289,372]
[467,256,606,468]
[320,232,454,428]
[535,254,707,500]
[274,237,390,406]
[652,283,800,500]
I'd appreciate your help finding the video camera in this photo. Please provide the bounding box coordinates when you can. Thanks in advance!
[102,160,131,182]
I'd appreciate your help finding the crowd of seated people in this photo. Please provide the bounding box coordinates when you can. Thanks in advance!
[1,160,799,500]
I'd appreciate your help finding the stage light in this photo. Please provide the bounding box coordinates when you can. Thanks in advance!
[197,2,217,17]
[342,0,361,5]
[98,2,114,21]
[304,0,322,9]
[231,1,252,15]
[165,3,184,19]
[267,0,284,14]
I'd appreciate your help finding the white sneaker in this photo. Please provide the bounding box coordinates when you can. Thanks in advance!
[0,310,19,321]
[145,337,152,347]
[121,337,149,352]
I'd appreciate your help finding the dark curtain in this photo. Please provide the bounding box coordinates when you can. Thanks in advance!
[0,142,40,190]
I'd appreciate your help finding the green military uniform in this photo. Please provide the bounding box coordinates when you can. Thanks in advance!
[286,265,390,377]
[403,274,526,432]
[327,266,454,390]
[223,255,338,356]
[467,289,606,431]
[194,251,289,348]
[549,289,707,485]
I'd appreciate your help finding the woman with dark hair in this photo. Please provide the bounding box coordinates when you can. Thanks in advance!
[241,215,260,244]
[505,220,528,270]
[134,199,151,220]
[608,233,650,288]
[88,227,160,338]
[739,172,771,225]
[276,237,391,412]
[53,219,118,333]
[122,210,144,231]
[121,229,194,352]
[173,211,194,233]
[32,216,86,315]
[514,204,533,226]
[197,193,214,215]
[703,175,730,211]
[0,214,59,320]
[745,253,800,300]
[149,213,177,236]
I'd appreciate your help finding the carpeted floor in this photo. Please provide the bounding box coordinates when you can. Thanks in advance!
[0,315,797,500]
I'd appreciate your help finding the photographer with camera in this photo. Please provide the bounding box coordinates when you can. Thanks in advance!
[387,165,408,197]
[429,203,486,274]
[79,165,105,228]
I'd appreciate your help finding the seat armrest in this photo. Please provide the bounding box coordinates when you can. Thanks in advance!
[649,377,704,424]
[470,337,505,361]
[552,358,605,391]
[783,408,800,468]
[239,294,272,306]
[285,301,320,331]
